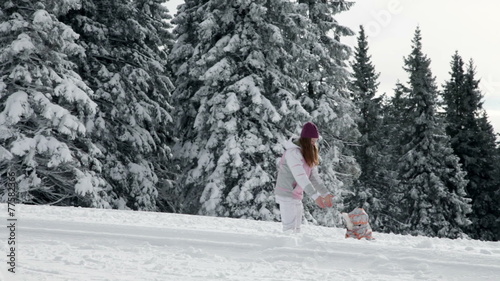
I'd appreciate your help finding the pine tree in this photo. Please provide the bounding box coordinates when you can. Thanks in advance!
[495,139,500,239]
[346,25,388,229]
[350,26,380,111]
[394,28,471,238]
[292,0,360,226]
[59,0,176,211]
[443,55,500,240]
[170,0,320,219]
[0,0,111,207]
[170,0,360,222]
[474,112,500,241]
[374,84,407,232]
[382,82,412,150]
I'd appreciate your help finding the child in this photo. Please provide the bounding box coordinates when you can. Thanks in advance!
[342,208,374,240]
[274,122,334,233]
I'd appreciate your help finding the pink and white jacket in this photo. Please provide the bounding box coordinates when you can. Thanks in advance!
[274,139,329,201]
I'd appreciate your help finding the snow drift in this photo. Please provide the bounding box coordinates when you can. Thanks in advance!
[0,204,498,280]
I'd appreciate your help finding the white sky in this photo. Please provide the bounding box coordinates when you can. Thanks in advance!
[335,0,500,135]
[164,0,500,135]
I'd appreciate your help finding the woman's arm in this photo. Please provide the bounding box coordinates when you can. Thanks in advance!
[284,148,320,199]
[310,167,329,196]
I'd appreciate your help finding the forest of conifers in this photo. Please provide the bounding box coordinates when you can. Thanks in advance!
[0,0,498,241]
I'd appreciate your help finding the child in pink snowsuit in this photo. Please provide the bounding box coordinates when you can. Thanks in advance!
[342,208,374,240]
[274,122,334,233]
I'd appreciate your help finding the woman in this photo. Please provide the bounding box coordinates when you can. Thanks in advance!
[274,122,334,233]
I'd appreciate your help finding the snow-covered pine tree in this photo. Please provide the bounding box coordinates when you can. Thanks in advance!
[0,0,111,207]
[394,28,471,238]
[59,0,176,211]
[474,112,500,241]
[346,24,388,229]
[294,0,361,227]
[493,134,500,241]
[130,0,177,212]
[443,55,500,241]
[375,82,418,232]
[170,0,326,219]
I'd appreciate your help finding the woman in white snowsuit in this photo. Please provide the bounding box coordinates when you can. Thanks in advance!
[274,122,334,233]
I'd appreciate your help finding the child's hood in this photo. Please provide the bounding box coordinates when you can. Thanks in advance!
[283,136,300,151]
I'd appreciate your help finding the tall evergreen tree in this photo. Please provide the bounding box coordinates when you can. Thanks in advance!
[170,0,359,222]
[350,26,380,112]
[474,112,500,241]
[295,0,360,226]
[0,0,111,207]
[170,0,309,219]
[347,25,388,229]
[394,28,471,238]
[377,83,412,232]
[443,55,500,240]
[59,0,176,211]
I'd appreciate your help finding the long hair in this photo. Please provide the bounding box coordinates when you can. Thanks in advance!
[299,138,319,167]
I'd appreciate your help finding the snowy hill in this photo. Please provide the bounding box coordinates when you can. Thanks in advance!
[1,204,499,281]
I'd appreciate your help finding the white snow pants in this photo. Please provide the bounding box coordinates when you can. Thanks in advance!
[276,195,303,233]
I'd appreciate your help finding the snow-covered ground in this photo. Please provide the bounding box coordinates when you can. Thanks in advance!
[0,204,499,281]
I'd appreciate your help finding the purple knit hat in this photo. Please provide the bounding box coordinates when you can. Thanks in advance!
[301,122,319,138]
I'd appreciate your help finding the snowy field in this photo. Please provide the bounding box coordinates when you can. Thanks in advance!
[0,204,499,281]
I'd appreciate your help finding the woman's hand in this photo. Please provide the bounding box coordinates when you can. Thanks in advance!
[315,197,326,208]
[322,194,334,208]
[315,194,334,208]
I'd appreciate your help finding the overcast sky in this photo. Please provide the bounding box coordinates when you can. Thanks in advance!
[164,0,500,135]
